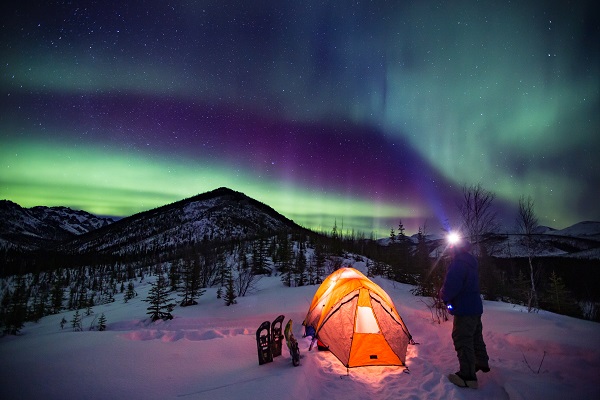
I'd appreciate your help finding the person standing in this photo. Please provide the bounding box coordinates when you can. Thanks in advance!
[440,237,490,389]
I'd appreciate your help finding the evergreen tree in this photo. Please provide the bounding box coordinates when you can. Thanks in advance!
[169,261,181,292]
[513,269,532,307]
[251,238,271,275]
[97,313,107,331]
[143,275,175,321]
[545,270,578,316]
[68,287,76,310]
[31,291,47,323]
[398,220,406,238]
[389,227,396,243]
[331,219,339,240]
[124,281,136,303]
[395,222,413,284]
[179,258,205,306]
[216,251,228,288]
[78,286,88,311]
[306,253,317,285]
[314,244,326,283]
[294,242,307,286]
[71,309,82,332]
[329,220,343,255]
[413,226,435,297]
[3,275,28,335]
[366,258,374,277]
[277,235,294,287]
[224,268,237,306]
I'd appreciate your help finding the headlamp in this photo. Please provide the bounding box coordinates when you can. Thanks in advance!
[447,231,461,246]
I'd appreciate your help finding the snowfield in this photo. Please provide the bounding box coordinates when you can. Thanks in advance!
[1,261,599,400]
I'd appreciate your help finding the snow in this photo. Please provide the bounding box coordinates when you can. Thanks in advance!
[552,221,600,239]
[1,262,599,400]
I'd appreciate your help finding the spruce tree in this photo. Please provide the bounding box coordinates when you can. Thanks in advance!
[216,251,228,288]
[294,242,307,286]
[97,313,107,331]
[169,261,181,292]
[307,253,317,285]
[366,258,374,277]
[179,259,205,306]
[50,281,65,314]
[277,235,293,287]
[395,219,413,283]
[546,270,578,316]
[71,310,82,332]
[3,275,28,335]
[398,220,406,238]
[513,269,531,307]
[124,281,136,303]
[224,268,237,306]
[314,244,326,283]
[251,238,270,275]
[143,275,175,321]
[31,291,47,322]
[414,226,434,297]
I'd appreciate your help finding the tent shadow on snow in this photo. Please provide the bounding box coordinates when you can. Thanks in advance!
[303,267,414,368]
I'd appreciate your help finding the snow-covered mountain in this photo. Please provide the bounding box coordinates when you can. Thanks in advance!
[60,187,306,256]
[475,222,600,259]
[378,221,600,260]
[551,221,600,239]
[0,200,114,250]
[1,188,304,257]
[2,188,599,260]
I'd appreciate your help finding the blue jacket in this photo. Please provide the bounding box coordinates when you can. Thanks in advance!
[441,250,483,316]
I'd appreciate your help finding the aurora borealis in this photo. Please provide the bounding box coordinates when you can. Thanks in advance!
[1,1,598,236]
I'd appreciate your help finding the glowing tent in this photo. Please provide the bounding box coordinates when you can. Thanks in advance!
[303,267,413,368]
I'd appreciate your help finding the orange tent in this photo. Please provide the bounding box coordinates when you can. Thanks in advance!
[303,267,413,368]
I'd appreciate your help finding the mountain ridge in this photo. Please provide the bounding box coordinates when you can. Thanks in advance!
[0,199,114,250]
[2,188,599,259]
[59,187,305,256]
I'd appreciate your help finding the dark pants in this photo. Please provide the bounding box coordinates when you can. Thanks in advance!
[452,314,489,380]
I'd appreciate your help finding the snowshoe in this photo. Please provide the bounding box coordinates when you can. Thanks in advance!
[284,319,300,367]
[271,314,285,357]
[256,320,273,365]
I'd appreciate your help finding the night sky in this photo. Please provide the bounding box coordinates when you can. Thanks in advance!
[1,1,598,236]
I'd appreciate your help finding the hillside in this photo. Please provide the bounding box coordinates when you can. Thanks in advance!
[0,200,114,250]
[60,187,305,256]
[398,222,600,260]
[1,188,304,254]
[1,261,598,400]
[3,188,600,260]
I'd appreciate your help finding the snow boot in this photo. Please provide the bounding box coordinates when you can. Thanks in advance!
[448,372,478,389]
[476,364,490,373]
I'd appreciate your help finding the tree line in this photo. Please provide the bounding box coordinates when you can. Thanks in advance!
[0,230,348,334]
[2,183,599,335]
